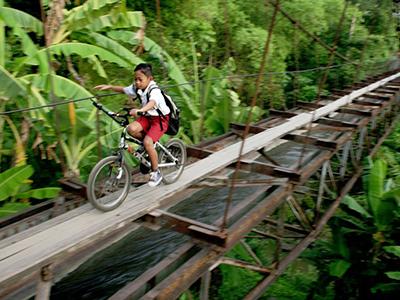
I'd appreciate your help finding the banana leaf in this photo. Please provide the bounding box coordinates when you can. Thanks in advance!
[0,165,33,201]
[24,42,132,71]
[16,187,61,200]
[0,65,26,99]
[64,0,123,30]
[87,32,143,66]
[384,246,400,257]
[367,159,386,217]
[328,259,351,278]
[84,11,144,32]
[342,195,372,218]
[0,6,43,34]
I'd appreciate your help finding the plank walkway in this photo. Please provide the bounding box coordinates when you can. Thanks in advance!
[0,72,399,294]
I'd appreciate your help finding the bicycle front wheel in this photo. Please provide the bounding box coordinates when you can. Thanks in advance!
[87,156,131,211]
[159,139,186,184]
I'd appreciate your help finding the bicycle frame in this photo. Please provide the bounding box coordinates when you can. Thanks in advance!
[92,100,179,169]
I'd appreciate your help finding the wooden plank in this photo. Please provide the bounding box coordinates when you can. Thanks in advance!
[0,71,399,291]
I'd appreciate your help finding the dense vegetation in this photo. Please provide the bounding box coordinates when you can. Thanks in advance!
[0,0,399,298]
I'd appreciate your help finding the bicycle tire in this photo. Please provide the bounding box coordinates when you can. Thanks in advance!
[159,139,186,184]
[87,156,131,211]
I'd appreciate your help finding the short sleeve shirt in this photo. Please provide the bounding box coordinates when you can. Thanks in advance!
[123,81,170,116]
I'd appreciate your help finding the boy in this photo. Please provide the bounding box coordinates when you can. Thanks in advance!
[94,63,170,187]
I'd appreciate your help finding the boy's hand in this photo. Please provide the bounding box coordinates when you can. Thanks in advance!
[129,109,143,117]
[94,85,111,90]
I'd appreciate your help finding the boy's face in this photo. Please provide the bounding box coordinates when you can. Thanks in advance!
[134,70,152,91]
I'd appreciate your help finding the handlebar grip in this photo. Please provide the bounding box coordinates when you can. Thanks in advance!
[137,111,145,116]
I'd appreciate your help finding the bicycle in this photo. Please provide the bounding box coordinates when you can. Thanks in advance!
[87,100,186,211]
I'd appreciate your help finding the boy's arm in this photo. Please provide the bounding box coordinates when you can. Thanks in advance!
[140,100,156,112]
[130,100,156,117]
[94,85,125,93]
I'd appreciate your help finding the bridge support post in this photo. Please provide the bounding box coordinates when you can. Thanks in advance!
[339,141,351,179]
[35,264,53,300]
[199,270,211,300]
[356,127,367,161]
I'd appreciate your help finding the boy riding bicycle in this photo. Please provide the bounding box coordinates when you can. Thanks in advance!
[94,63,170,187]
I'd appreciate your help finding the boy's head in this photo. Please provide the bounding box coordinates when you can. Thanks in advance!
[134,63,153,90]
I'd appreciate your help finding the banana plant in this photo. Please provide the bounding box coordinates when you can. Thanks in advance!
[0,164,61,217]
[0,0,146,177]
[307,158,400,298]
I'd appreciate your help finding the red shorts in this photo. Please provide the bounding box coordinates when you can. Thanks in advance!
[136,115,169,142]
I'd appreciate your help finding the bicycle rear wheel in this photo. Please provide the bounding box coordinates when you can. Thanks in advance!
[159,139,186,184]
[87,155,131,211]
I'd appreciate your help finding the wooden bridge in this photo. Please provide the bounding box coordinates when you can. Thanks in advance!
[1,70,400,299]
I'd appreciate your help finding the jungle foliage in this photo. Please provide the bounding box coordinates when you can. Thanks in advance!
[0,0,399,298]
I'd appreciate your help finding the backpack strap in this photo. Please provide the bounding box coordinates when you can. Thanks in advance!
[146,85,168,130]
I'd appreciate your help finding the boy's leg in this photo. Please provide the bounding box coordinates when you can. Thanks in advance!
[127,121,145,139]
[143,135,158,171]
[144,135,162,187]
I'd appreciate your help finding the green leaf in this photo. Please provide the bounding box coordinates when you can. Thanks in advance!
[15,187,61,200]
[342,195,372,218]
[367,159,386,217]
[0,65,26,99]
[87,32,143,66]
[22,74,94,103]
[64,0,123,30]
[11,26,39,57]
[382,188,400,206]
[0,202,30,218]
[384,246,400,257]
[0,165,33,201]
[385,272,400,280]
[26,43,132,69]
[0,7,43,34]
[84,11,144,31]
[371,283,400,293]
[328,259,351,278]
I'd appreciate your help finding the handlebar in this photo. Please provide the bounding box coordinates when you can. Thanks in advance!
[91,100,130,127]
[91,100,146,126]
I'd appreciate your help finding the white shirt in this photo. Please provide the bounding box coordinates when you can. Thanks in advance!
[123,81,170,116]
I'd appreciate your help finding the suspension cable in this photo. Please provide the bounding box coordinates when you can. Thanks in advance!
[0,63,359,116]
[220,0,280,231]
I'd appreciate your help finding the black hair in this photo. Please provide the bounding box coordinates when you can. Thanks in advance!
[134,63,153,77]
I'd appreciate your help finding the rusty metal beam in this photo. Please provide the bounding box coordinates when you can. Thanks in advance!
[296,101,324,109]
[282,133,339,150]
[337,106,373,116]
[142,209,227,246]
[364,93,392,100]
[217,257,271,274]
[186,146,214,159]
[269,109,298,118]
[352,98,384,107]
[314,117,358,129]
[230,123,265,135]
[189,178,287,188]
[237,161,301,182]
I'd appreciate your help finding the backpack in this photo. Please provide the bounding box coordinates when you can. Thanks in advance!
[147,86,180,136]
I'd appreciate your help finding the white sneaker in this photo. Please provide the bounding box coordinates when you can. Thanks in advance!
[148,169,162,187]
